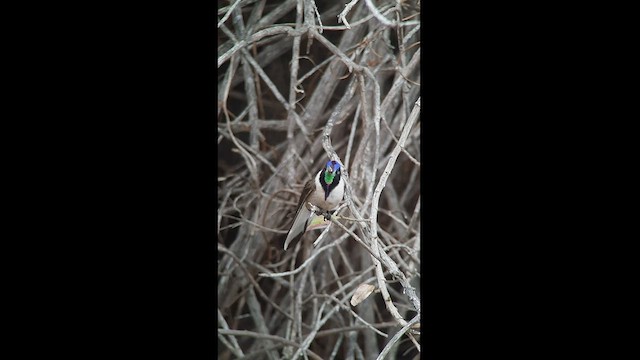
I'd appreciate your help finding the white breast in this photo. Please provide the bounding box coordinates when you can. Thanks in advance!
[307,170,345,211]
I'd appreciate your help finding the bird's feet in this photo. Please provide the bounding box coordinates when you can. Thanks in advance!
[312,208,334,221]
[311,206,335,221]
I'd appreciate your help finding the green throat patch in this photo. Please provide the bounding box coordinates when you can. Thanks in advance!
[324,170,335,184]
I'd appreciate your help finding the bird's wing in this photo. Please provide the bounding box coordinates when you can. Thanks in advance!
[284,179,315,251]
[283,203,312,251]
[295,178,316,210]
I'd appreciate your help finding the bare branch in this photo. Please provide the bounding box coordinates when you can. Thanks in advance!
[218,1,420,357]
[218,26,306,68]
[375,314,420,360]
[218,0,244,29]
[218,329,324,360]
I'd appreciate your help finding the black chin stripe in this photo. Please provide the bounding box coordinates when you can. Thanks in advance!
[319,169,340,200]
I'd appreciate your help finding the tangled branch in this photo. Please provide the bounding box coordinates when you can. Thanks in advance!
[218,0,421,359]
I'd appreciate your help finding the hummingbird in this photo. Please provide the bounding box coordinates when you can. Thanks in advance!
[283,160,345,251]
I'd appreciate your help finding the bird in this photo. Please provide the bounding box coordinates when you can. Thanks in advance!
[283,160,345,251]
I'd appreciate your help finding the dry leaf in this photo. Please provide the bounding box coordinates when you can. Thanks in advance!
[350,283,376,306]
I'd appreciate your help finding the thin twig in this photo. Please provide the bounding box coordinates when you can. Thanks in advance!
[218,244,299,323]
[363,0,421,28]
[218,0,244,29]
[337,0,360,29]
[330,217,383,264]
[218,26,306,68]
[218,308,246,357]
[316,294,388,338]
[328,334,344,360]
[287,0,304,145]
[370,98,422,315]
[375,314,420,360]
[218,329,324,360]
[245,287,279,360]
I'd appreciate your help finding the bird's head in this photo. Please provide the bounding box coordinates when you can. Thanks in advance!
[324,160,341,184]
